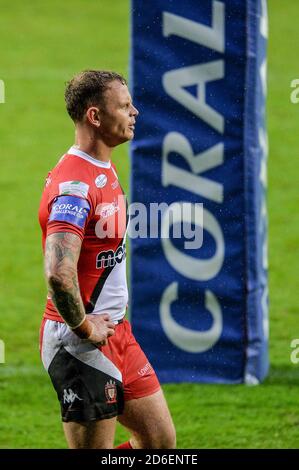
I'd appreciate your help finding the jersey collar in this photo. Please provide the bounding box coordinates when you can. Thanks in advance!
[68,146,111,168]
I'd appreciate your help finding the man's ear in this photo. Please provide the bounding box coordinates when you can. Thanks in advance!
[86,107,101,127]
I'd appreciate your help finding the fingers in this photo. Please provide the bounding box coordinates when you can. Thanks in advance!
[100,314,110,321]
[107,327,115,337]
[93,319,115,331]
[81,314,120,345]
[89,314,114,325]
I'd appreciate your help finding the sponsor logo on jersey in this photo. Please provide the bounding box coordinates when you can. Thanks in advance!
[59,180,89,198]
[95,174,107,188]
[50,195,90,228]
[98,201,120,219]
[96,244,126,269]
[104,380,117,404]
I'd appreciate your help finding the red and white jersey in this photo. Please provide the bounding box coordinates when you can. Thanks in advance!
[38,146,128,324]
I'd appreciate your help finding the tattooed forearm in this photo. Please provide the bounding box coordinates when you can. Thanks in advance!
[45,232,86,328]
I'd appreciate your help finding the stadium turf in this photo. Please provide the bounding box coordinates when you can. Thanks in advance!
[0,0,298,448]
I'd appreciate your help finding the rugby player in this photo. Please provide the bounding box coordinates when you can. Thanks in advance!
[38,70,176,449]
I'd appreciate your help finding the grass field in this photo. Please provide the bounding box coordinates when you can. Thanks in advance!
[0,0,299,448]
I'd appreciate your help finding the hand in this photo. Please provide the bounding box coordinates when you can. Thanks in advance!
[87,314,116,345]
[72,313,115,345]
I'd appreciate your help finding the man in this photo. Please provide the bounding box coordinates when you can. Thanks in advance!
[38,70,176,449]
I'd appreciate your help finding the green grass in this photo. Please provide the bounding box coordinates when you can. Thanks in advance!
[0,0,299,448]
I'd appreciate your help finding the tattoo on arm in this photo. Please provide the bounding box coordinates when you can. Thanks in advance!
[45,232,85,328]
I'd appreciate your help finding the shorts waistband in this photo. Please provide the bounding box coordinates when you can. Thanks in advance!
[85,313,124,325]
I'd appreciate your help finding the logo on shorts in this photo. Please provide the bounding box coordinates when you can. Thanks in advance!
[137,362,153,377]
[105,380,117,404]
[63,388,83,404]
[95,174,107,188]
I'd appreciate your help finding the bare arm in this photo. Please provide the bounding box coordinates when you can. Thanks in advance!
[45,232,115,342]
[45,232,86,328]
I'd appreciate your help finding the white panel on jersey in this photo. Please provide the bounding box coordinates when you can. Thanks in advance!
[92,258,128,322]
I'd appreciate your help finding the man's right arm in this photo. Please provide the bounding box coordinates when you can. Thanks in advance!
[44,231,115,343]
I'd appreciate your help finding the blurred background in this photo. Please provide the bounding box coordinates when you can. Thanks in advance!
[0,0,298,448]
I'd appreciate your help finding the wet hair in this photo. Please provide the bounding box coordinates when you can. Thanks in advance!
[64,70,127,122]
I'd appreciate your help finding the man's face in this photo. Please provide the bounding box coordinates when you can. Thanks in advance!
[99,80,139,147]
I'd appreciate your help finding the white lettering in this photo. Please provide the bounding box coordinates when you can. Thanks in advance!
[163,1,224,52]
[162,132,224,203]
[0,340,5,363]
[290,339,299,364]
[160,3,226,352]
[160,283,222,353]
[0,80,5,103]
[163,61,225,133]
[260,0,268,39]
[127,202,148,239]
[290,79,299,104]
[160,202,203,250]
[162,205,224,280]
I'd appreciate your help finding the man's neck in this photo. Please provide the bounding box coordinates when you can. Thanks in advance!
[74,127,112,162]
